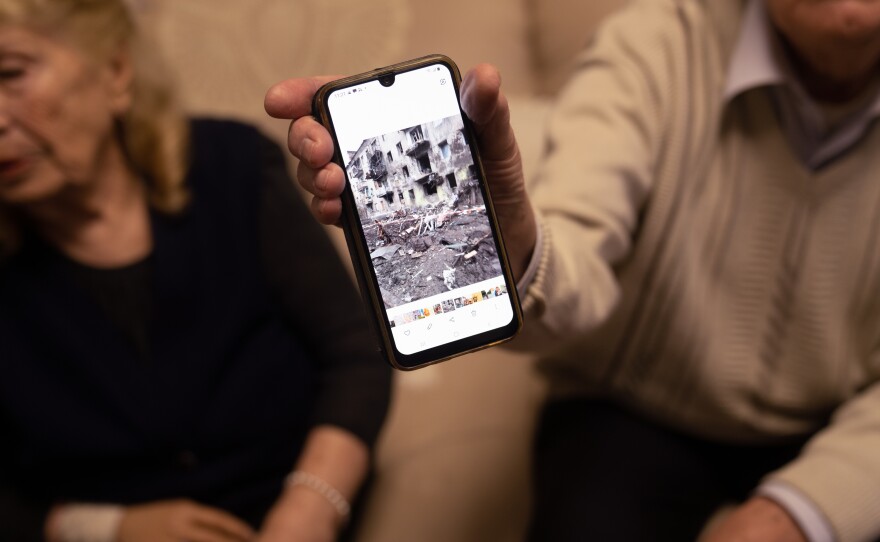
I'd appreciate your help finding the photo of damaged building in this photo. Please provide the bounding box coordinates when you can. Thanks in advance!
[343,115,503,308]
[345,114,482,218]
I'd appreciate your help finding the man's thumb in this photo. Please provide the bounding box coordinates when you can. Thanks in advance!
[460,64,517,163]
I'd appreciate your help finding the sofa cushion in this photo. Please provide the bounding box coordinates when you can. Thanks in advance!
[141,0,534,141]
[529,0,629,95]
[404,0,534,96]
[141,0,413,141]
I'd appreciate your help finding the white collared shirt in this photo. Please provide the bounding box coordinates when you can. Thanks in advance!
[725,0,880,171]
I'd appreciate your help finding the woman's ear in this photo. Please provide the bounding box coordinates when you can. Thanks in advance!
[105,46,134,116]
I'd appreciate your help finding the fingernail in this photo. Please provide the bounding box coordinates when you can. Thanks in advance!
[299,137,316,162]
[315,170,327,194]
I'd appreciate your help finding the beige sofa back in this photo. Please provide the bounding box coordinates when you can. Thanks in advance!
[140,0,627,135]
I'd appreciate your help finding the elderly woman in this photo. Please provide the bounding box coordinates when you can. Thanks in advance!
[0,1,391,541]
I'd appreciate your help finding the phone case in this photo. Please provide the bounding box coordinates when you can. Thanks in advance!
[311,54,522,370]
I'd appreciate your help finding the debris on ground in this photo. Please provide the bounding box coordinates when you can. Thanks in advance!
[369,244,402,260]
[364,204,502,307]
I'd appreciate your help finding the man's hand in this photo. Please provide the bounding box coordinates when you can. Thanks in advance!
[702,497,808,542]
[264,64,537,280]
[117,499,255,542]
[264,75,344,226]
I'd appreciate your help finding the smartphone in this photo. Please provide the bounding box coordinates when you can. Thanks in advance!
[311,55,523,370]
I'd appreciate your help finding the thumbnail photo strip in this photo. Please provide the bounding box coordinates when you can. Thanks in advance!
[389,284,509,328]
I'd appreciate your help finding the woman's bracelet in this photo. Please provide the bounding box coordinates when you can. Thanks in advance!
[285,470,351,522]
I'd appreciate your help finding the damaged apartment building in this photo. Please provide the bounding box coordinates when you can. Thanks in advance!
[346,116,483,219]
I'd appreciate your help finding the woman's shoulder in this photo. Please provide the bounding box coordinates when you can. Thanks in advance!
[184,117,285,192]
[176,118,285,232]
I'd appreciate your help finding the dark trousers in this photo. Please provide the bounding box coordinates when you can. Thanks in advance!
[527,399,811,542]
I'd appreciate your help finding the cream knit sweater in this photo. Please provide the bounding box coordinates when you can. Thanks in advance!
[517,0,880,540]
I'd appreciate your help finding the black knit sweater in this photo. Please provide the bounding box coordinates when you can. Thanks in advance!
[0,119,391,538]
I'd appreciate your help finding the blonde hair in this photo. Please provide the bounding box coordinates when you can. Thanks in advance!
[0,0,189,256]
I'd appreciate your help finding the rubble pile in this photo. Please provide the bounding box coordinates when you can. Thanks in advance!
[364,205,503,308]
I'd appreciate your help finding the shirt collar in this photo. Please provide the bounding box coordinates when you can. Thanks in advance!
[722,0,880,169]
[726,0,880,114]
[724,0,785,103]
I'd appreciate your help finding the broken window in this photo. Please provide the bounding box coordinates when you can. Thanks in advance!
[410,126,424,144]
[387,151,393,162]
[396,142,403,154]
[425,183,438,196]
[402,165,410,178]
[368,150,386,179]
[439,141,451,160]
[446,173,457,189]
[408,189,415,201]
[452,130,467,154]
[416,153,432,174]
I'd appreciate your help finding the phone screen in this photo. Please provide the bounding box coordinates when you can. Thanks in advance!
[326,61,516,358]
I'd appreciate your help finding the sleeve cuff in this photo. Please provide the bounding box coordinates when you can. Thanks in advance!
[756,480,836,542]
[54,504,124,542]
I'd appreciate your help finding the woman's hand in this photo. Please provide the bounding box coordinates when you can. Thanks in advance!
[256,486,339,542]
[117,499,255,542]
[702,497,808,542]
[264,64,537,280]
[256,426,370,542]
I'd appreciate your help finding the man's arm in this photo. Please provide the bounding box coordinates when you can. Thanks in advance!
[705,377,880,542]
[510,1,682,348]
[761,380,880,542]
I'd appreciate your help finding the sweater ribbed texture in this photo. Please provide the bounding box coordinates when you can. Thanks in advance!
[516,1,880,540]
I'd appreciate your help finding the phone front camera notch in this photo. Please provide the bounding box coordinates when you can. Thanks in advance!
[379,72,396,87]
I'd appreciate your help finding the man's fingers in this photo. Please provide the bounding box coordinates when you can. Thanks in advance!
[310,195,343,226]
[289,116,335,167]
[264,75,340,119]
[296,161,345,199]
